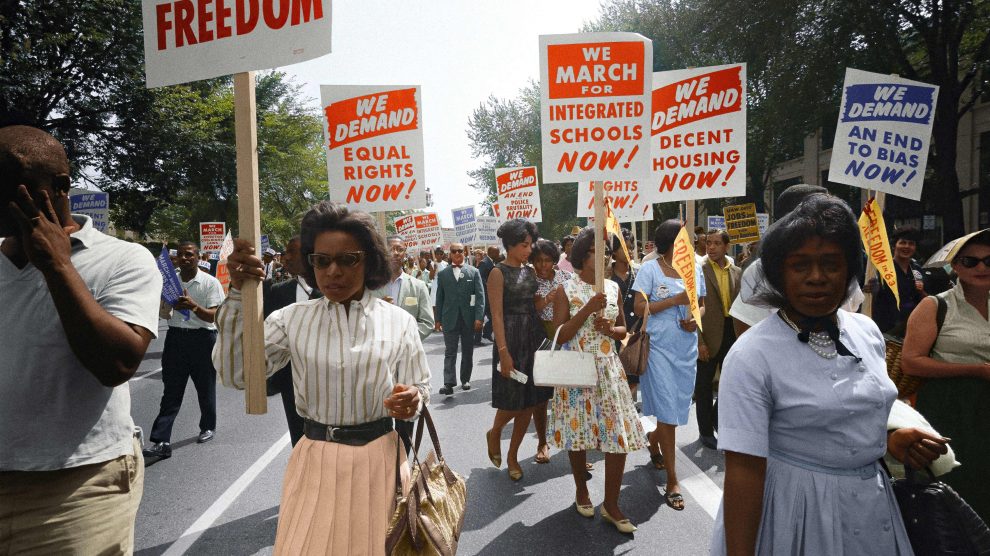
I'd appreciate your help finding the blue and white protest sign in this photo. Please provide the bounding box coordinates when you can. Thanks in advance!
[69,191,110,233]
[260,235,270,254]
[475,216,499,245]
[827,68,938,201]
[707,215,725,231]
[156,246,190,319]
[452,205,477,244]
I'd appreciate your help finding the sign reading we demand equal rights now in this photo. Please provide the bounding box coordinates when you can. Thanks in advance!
[322,86,427,211]
[143,0,331,88]
[828,69,938,201]
[495,167,543,222]
[540,33,653,183]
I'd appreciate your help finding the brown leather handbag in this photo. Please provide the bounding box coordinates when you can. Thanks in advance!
[618,292,650,376]
[386,407,467,556]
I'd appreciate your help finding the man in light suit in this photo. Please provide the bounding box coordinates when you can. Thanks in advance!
[696,229,742,449]
[434,243,485,396]
[372,235,435,341]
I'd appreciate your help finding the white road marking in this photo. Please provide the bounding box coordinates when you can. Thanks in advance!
[162,432,291,556]
[640,416,723,519]
[131,367,162,382]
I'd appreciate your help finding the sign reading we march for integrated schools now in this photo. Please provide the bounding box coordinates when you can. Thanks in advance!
[828,68,938,201]
[540,33,653,183]
[322,86,426,211]
[142,0,331,88]
[495,167,542,222]
[577,180,653,223]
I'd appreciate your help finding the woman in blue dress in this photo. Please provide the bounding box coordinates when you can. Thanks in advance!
[632,219,706,511]
[712,195,949,555]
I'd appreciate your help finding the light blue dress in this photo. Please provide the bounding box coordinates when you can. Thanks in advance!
[710,310,913,555]
[631,259,705,426]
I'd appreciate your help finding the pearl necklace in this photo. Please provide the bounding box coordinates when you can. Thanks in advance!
[778,311,838,359]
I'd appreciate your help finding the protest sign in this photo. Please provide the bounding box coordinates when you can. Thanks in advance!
[200,222,226,252]
[260,234,270,254]
[707,215,726,231]
[757,213,769,235]
[452,206,477,244]
[441,228,458,249]
[859,197,900,309]
[321,86,426,212]
[216,231,234,293]
[142,0,332,88]
[394,214,419,251]
[723,203,760,243]
[156,246,190,319]
[671,227,702,330]
[649,64,747,203]
[69,191,110,233]
[495,166,543,222]
[827,68,938,201]
[539,33,653,183]
[475,216,499,245]
[414,213,442,249]
[577,180,653,222]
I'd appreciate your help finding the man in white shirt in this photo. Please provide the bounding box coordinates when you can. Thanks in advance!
[0,126,161,554]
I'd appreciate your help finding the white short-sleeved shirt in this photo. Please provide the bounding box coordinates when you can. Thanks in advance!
[0,215,162,470]
[167,270,225,330]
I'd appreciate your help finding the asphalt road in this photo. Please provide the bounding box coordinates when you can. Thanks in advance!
[131,321,727,555]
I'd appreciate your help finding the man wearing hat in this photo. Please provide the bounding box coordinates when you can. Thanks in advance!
[262,248,279,280]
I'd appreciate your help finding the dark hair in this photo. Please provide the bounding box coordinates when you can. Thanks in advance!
[497,218,538,249]
[707,229,731,246]
[776,184,828,217]
[610,227,632,253]
[570,226,611,271]
[560,235,575,248]
[694,226,706,237]
[890,226,920,243]
[755,195,862,309]
[177,240,199,252]
[529,239,561,264]
[653,219,682,254]
[299,201,390,290]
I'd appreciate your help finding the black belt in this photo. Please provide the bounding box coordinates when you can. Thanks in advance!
[303,418,393,446]
[167,327,216,334]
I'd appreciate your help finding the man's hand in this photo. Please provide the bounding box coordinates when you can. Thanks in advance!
[228,239,266,290]
[174,289,199,311]
[384,383,421,420]
[9,186,73,273]
[435,321,443,332]
[474,320,483,332]
[698,343,710,362]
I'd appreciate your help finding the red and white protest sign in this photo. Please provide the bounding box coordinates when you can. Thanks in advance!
[414,213,442,249]
[648,64,747,202]
[394,214,419,251]
[539,33,653,183]
[322,86,426,211]
[142,0,332,88]
[199,222,226,252]
[495,166,542,222]
[577,180,653,223]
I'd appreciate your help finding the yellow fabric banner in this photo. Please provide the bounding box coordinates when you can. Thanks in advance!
[604,198,631,264]
[671,226,703,331]
[859,197,899,310]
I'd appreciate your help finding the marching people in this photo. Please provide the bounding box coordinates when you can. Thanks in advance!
[557,234,576,272]
[632,219,705,511]
[213,201,430,555]
[609,229,641,400]
[0,126,162,553]
[712,195,948,555]
[548,227,647,533]
[145,241,226,458]
[476,245,499,344]
[434,242,485,395]
[486,219,551,481]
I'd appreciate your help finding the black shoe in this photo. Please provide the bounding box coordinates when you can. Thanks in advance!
[143,442,171,459]
[439,386,454,396]
[197,430,214,443]
[461,382,471,391]
[700,435,718,450]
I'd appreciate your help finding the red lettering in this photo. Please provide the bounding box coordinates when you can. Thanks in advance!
[156,3,173,50]
[236,0,259,35]
[346,185,364,204]
[215,0,232,38]
[263,0,290,29]
[291,0,323,25]
[174,0,198,47]
[197,0,214,43]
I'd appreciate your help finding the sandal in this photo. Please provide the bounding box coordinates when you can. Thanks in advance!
[664,490,685,511]
[534,443,551,464]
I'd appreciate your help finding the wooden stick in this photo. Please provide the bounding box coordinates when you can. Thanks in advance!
[685,199,697,239]
[593,180,605,294]
[861,191,886,318]
[234,71,266,415]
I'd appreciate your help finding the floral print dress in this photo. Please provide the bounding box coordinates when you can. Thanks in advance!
[548,276,647,454]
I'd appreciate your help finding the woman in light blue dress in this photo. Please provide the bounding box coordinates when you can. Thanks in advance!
[632,219,705,511]
[711,195,948,555]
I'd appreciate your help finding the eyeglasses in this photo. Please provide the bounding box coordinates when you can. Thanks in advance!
[307,251,365,269]
[450,249,464,254]
[956,255,990,269]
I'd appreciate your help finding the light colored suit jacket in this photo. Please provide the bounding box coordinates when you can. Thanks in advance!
[699,257,742,354]
[370,274,434,340]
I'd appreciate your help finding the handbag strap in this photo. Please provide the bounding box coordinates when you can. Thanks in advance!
[630,291,650,334]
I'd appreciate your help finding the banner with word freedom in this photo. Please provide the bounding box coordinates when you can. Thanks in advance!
[539,32,653,183]
[649,63,747,203]
[69,191,110,233]
[200,222,226,252]
[671,227,702,330]
[859,197,900,309]
[577,180,653,222]
[828,68,938,201]
[723,203,760,243]
[322,85,426,211]
[452,206,477,244]
[495,166,543,222]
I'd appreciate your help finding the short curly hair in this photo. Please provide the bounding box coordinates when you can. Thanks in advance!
[529,239,561,264]
[299,201,391,291]
[497,218,538,249]
[570,226,612,271]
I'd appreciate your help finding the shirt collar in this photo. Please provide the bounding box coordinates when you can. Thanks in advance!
[323,288,375,316]
[68,214,99,250]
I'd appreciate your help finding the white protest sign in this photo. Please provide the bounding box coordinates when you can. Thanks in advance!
[69,190,110,233]
[142,0,332,88]
[757,213,769,235]
[321,85,426,211]
[441,228,458,249]
[539,32,653,183]
[475,216,499,245]
[648,63,747,203]
[827,68,938,201]
[394,214,419,252]
[577,180,653,222]
[495,166,543,222]
[452,206,477,244]
[414,213,442,249]
[199,222,226,252]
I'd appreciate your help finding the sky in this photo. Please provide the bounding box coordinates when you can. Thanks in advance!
[283,0,606,228]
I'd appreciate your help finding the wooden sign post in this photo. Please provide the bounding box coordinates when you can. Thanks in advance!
[593,181,606,294]
[234,72,267,415]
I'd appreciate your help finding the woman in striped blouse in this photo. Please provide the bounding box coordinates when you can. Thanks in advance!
[214,201,431,555]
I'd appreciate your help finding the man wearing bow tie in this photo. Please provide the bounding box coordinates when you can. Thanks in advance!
[434,243,485,396]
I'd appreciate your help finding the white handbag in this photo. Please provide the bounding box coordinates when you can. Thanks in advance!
[533,324,598,388]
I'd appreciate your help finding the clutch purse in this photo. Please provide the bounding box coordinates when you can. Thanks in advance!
[618,292,650,376]
[533,323,597,388]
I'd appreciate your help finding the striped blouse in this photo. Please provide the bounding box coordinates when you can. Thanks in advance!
[212,288,431,426]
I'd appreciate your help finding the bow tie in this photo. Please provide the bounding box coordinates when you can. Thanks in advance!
[453,265,462,268]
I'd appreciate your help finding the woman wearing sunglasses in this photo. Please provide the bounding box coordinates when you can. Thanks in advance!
[212,201,430,555]
[902,229,990,522]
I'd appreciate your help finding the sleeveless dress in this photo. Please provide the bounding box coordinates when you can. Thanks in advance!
[491,263,552,410]
[547,277,646,453]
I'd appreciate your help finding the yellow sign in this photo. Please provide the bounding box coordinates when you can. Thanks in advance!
[859,197,899,309]
[671,226,703,331]
[604,199,631,263]
[723,203,760,243]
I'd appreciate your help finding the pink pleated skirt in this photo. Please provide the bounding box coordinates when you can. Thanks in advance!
[274,430,409,556]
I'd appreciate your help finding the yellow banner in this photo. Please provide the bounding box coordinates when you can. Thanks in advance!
[604,199,631,264]
[859,197,899,309]
[671,226,703,331]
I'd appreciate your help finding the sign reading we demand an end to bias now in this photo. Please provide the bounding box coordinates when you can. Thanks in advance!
[495,167,542,222]
[540,33,653,183]
[142,0,331,88]
[322,86,426,211]
[828,68,939,201]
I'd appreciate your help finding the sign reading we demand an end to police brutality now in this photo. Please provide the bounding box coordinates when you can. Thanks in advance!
[828,68,939,201]
[540,33,653,183]
[143,0,332,88]
[322,86,427,211]
[495,167,543,222]
[650,64,746,203]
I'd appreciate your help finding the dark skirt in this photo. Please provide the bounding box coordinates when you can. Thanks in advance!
[492,312,552,410]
